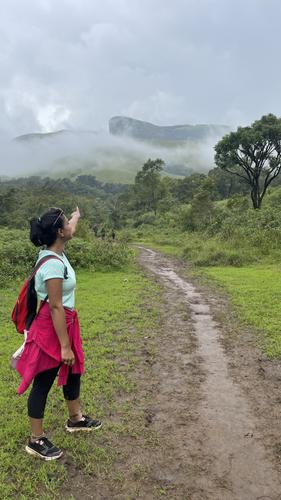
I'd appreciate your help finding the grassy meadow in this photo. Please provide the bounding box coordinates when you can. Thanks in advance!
[203,265,281,358]
[0,266,159,499]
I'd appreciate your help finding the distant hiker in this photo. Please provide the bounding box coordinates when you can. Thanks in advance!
[100,226,106,240]
[16,206,102,461]
[111,229,116,241]
[92,224,98,237]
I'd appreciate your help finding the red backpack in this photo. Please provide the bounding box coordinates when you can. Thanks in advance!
[11,255,66,334]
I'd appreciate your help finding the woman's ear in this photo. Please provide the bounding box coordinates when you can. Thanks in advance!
[58,227,65,238]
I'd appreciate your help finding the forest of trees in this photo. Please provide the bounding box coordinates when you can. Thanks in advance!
[0,165,249,229]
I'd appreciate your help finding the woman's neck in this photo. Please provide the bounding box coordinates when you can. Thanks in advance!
[47,240,65,256]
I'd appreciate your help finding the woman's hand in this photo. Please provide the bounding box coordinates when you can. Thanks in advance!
[69,206,81,236]
[71,206,80,220]
[61,346,75,366]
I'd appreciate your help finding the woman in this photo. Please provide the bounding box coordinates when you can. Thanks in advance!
[16,206,102,461]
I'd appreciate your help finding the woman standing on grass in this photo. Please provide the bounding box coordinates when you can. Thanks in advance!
[16,206,102,461]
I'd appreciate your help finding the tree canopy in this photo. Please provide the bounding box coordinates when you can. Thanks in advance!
[214,114,281,208]
[134,158,165,214]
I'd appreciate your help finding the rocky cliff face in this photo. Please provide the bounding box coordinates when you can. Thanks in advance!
[109,116,229,142]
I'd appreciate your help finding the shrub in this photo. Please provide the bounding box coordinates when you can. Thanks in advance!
[0,229,133,287]
[66,238,133,270]
[179,204,194,231]
[73,219,93,240]
[132,212,156,228]
[118,230,134,243]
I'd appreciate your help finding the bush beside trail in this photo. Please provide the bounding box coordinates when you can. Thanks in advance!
[126,188,281,267]
[66,238,133,270]
[0,228,133,288]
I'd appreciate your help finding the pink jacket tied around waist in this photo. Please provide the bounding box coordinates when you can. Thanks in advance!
[16,303,85,395]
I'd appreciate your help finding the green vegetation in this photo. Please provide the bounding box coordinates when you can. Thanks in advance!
[126,187,281,266]
[203,265,281,358]
[215,113,281,209]
[0,228,133,287]
[0,267,159,498]
[134,158,165,215]
[0,174,126,230]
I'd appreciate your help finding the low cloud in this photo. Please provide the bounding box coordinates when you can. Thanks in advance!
[0,128,221,180]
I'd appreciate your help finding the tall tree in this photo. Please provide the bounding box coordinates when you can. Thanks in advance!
[134,158,164,214]
[214,114,281,209]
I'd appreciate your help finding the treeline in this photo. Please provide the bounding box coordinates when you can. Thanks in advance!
[0,175,126,229]
[0,166,249,230]
[2,164,281,232]
[1,174,126,196]
[118,157,281,266]
[115,159,281,229]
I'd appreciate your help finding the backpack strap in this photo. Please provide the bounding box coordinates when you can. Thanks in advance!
[28,255,68,321]
[29,255,68,281]
[30,255,69,300]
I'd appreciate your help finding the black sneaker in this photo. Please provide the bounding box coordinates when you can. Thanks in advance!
[65,415,102,432]
[25,436,63,461]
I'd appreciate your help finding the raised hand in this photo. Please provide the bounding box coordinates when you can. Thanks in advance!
[69,206,80,235]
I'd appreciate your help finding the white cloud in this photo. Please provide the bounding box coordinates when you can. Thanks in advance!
[122,91,186,125]
[0,0,281,140]
[37,104,71,132]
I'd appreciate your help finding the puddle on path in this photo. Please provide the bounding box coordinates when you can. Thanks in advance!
[140,247,281,500]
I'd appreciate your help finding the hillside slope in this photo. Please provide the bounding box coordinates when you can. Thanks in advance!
[109,116,230,142]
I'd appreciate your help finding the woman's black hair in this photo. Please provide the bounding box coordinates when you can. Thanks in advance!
[30,207,65,247]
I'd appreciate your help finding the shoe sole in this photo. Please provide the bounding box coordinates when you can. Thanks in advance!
[65,422,103,433]
[25,445,63,461]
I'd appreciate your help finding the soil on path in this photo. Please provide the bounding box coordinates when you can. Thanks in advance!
[135,247,281,500]
[64,248,281,499]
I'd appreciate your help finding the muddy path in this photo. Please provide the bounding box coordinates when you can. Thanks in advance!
[133,247,281,500]
[63,247,281,499]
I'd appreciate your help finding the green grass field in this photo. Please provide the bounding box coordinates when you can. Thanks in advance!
[203,265,281,358]
[0,266,159,499]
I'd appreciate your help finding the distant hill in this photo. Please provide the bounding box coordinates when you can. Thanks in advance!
[9,117,230,183]
[109,116,230,142]
[15,129,97,142]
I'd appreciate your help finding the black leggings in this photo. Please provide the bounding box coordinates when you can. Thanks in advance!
[28,366,81,419]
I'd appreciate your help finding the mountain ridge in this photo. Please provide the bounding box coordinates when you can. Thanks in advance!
[109,116,230,142]
[14,116,230,143]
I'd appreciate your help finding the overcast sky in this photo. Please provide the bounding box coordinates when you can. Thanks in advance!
[0,0,280,137]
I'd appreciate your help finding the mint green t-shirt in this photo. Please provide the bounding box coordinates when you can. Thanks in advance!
[35,250,76,309]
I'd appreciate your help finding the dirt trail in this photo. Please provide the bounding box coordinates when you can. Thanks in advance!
[64,247,281,499]
[134,247,281,500]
